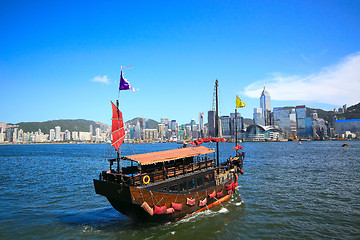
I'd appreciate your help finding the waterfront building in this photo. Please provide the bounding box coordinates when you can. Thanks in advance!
[273,107,291,137]
[128,125,134,140]
[79,132,91,141]
[260,86,271,126]
[95,128,101,138]
[230,112,242,137]
[253,108,265,126]
[335,119,360,137]
[191,124,200,139]
[145,119,149,129]
[6,128,14,142]
[23,132,29,142]
[185,125,191,139]
[18,129,24,142]
[199,112,204,138]
[89,125,94,136]
[171,120,177,131]
[304,117,313,138]
[135,121,141,140]
[34,132,40,142]
[178,124,186,140]
[64,130,70,141]
[143,129,158,141]
[55,126,61,141]
[220,116,231,137]
[12,128,18,143]
[296,105,306,138]
[312,116,328,139]
[0,122,6,131]
[71,131,78,141]
[245,124,285,141]
[289,109,297,135]
[158,124,165,141]
[208,110,216,137]
[170,120,177,139]
[190,119,196,132]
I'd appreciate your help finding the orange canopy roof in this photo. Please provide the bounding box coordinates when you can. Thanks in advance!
[123,146,215,165]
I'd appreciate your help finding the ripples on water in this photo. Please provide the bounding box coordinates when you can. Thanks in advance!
[0,141,359,239]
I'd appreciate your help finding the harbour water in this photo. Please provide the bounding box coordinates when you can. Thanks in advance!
[0,141,359,239]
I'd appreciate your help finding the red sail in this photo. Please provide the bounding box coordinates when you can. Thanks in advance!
[111,101,125,152]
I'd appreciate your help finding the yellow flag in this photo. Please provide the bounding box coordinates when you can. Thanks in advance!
[236,95,245,108]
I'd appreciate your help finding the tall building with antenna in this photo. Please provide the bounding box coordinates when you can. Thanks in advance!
[260,85,272,126]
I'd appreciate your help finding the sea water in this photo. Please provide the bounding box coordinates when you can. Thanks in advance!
[0,141,359,239]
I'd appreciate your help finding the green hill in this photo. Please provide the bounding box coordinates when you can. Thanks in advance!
[11,119,108,133]
[342,102,360,119]
[307,103,360,125]
[125,118,159,129]
[306,107,334,124]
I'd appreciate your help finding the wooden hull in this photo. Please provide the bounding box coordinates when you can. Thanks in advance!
[94,169,238,221]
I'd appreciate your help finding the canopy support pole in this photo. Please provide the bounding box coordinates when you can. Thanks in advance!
[215,79,219,174]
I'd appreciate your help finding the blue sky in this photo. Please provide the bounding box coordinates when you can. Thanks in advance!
[1,0,360,125]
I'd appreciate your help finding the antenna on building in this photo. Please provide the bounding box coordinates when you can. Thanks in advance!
[263,80,266,92]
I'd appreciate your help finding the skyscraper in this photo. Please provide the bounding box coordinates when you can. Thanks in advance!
[253,108,265,126]
[190,119,196,131]
[260,85,271,126]
[55,126,61,141]
[50,129,55,141]
[295,105,306,138]
[199,112,204,138]
[207,110,216,137]
[230,112,242,135]
[89,125,94,135]
[220,116,231,136]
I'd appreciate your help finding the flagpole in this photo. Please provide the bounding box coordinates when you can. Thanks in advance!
[215,79,219,175]
[118,66,122,100]
[116,66,122,174]
[235,108,238,148]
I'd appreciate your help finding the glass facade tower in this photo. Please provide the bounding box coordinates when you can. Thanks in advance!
[260,86,271,126]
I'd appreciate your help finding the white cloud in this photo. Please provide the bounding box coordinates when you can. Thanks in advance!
[244,52,360,106]
[92,75,110,84]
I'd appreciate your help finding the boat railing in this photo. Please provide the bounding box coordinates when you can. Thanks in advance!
[101,157,216,186]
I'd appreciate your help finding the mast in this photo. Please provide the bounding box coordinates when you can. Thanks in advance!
[215,79,219,174]
[116,99,120,173]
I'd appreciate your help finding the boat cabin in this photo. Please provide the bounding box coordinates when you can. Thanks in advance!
[100,146,217,189]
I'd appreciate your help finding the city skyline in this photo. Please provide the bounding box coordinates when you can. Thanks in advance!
[1,83,357,144]
[1,1,360,125]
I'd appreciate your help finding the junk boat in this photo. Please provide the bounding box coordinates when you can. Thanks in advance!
[93,75,245,221]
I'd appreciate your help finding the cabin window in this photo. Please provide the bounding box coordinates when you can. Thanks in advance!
[169,184,178,192]
[196,177,204,187]
[204,173,214,184]
[179,182,187,192]
[188,179,196,189]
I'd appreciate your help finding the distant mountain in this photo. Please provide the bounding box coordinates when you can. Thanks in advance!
[10,119,108,133]
[306,107,334,124]
[125,117,159,130]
